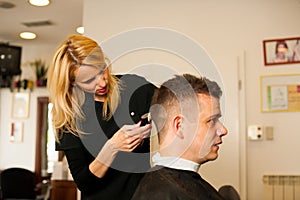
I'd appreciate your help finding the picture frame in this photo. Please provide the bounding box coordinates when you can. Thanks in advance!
[263,37,300,66]
[260,74,300,112]
[11,92,30,118]
[10,122,24,142]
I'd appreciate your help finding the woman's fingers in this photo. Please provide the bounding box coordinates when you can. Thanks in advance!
[114,135,142,151]
[124,137,142,151]
[110,122,152,152]
[110,131,140,150]
[122,123,151,137]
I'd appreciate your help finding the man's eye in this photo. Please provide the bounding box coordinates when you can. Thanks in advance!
[208,118,218,126]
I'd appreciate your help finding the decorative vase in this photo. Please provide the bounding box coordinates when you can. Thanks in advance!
[36,79,47,87]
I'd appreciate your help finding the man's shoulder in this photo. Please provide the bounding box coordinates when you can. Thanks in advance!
[133,166,225,200]
[136,167,187,191]
[132,167,197,200]
[132,168,177,199]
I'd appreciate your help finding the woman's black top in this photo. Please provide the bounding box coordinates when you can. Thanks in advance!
[56,74,156,200]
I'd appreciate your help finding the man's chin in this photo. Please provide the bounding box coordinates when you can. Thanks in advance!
[201,153,218,163]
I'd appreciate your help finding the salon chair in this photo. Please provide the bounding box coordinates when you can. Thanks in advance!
[218,185,241,200]
[0,167,38,200]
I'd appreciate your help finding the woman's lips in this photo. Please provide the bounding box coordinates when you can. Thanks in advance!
[96,87,106,93]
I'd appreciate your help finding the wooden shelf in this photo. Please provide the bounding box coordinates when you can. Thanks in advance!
[50,180,77,200]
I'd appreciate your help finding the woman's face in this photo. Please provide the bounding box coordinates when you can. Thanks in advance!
[277,44,288,53]
[74,65,109,96]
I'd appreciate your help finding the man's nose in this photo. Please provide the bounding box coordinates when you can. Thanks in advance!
[216,125,228,137]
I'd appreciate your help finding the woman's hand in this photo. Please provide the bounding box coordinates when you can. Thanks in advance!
[110,122,151,152]
[91,122,151,178]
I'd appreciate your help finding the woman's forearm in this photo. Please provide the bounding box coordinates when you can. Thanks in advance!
[89,140,118,178]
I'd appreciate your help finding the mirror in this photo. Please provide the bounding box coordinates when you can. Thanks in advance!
[35,97,60,182]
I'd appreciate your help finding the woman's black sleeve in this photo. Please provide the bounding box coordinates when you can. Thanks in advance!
[56,133,109,195]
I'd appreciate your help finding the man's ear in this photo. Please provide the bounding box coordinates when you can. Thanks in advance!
[172,115,184,139]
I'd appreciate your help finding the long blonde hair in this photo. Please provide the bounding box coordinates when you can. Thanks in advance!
[47,35,121,140]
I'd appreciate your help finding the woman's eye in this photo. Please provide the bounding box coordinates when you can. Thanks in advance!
[97,71,103,77]
[83,77,95,84]
[81,70,103,84]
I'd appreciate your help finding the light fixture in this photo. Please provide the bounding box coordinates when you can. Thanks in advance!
[76,26,84,34]
[19,32,37,40]
[28,0,50,7]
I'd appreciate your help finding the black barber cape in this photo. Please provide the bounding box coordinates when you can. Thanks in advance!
[131,166,226,200]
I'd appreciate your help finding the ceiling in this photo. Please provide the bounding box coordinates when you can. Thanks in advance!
[0,0,83,46]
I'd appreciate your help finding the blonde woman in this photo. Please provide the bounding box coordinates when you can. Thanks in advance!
[47,35,155,200]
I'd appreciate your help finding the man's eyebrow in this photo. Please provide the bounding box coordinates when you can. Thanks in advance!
[210,113,222,119]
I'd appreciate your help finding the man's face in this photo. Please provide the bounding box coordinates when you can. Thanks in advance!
[186,94,228,164]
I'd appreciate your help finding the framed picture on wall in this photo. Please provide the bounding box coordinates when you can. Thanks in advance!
[10,122,24,142]
[11,92,30,118]
[263,37,300,66]
[260,74,300,112]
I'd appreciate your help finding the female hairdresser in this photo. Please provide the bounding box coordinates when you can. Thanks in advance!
[47,35,155,200]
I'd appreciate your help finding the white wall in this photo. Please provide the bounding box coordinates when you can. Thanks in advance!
[20,43,58,81]
[0,43,56,171]
[0,88,48,171]
[82,0,300,200]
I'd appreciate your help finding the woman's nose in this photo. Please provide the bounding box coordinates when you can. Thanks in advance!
[96,74,106,87]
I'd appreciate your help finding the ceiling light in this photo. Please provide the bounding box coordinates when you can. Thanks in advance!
[28,0,50,7]
[20,32,37,40]
[76,26,84,34]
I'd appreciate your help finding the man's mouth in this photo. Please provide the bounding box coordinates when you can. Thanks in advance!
[213,141,222,146]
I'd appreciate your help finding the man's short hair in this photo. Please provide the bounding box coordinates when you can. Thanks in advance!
[150,74,222,140]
